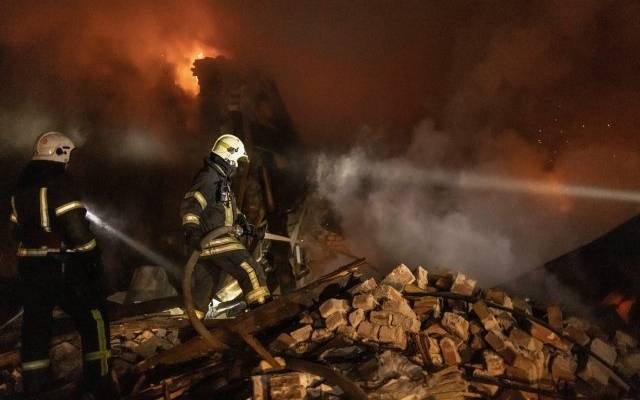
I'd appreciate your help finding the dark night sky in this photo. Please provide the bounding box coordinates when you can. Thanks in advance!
[2,1,640,285]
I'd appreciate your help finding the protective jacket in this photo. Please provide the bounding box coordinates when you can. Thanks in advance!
[180,154,270,307]
[10,160,110,396]
[180,154,245,256]
[11,160,97,256]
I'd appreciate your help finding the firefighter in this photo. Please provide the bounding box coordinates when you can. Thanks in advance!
[180,134,271,311]
[9,132,110,398]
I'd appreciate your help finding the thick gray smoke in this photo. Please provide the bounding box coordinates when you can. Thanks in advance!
[315,120,640,286]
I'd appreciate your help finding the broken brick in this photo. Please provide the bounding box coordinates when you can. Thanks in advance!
[349,308,365,328]
[325,312,348,331]
[352,293,377,311]
[472,300,499,331]
[337,325,359,341]
[412,296,440,318]
[547,305,563,333]
[590,338,617,366]
[551,353,577,382]
[483,350,505,376]
[357,321,381,341]
[485,330,517,364]
[529,322,571,352]
[373,284,405,303]
[439,337,461,365]
[484,288,513,308]
[289,325,313,343]
[349,277,378,295]
[441,312,469,341]
[319,298,350,318]
[381,263,416,291]
[311,328,333,342]
[370,310,393,326]
[414,266,428,290]
[378,326,407,350]
[450,272,476,296]
[509,328,543,353]
[381,299,417,319]
[578,356,610,388]
[564,325,590,346]
[269,333,297,352]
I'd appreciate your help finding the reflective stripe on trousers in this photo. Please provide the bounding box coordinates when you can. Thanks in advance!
[90,309,109,376]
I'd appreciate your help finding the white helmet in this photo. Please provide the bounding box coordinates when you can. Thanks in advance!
[211,134,249,167]
[32,131,76,163]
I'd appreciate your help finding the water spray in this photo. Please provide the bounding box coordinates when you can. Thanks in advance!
[404,168,640,204]
[330,155,640,204]
[86,210,180,278]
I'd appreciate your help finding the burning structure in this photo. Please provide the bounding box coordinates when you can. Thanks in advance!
[3,1,640,399]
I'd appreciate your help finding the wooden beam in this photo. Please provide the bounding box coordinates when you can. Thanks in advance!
[240,332,283,369]
[135,258,364,374]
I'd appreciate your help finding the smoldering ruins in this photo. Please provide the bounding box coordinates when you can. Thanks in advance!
[2,1,640,399]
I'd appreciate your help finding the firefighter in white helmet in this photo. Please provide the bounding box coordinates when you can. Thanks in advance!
[180,134,271,310]
[10,132,111,398]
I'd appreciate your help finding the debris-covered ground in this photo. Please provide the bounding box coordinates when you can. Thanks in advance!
[1,262,640,399]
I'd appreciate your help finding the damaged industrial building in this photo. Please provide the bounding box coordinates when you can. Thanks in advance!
[2,1,640,400]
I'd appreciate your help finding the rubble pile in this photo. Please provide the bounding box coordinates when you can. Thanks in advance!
[0,314,186,397]
[253,264,640,400]
[110,326,182,375]
[1,263,640,399]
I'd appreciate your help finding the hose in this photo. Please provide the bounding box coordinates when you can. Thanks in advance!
[182,226,236,351]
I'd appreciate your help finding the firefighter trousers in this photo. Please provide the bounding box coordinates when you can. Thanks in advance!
[194,249,270,310]
[18,256,110,395]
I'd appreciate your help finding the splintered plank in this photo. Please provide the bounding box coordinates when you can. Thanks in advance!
[135,258,365,374]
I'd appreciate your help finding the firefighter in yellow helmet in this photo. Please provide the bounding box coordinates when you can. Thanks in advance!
[180,134,271,311]
[10,132,111,398]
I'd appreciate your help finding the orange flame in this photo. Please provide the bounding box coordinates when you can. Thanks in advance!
[603,291,636,323]
[164,42,220,96]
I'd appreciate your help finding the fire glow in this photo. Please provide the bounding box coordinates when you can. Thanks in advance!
[164,43,220,95]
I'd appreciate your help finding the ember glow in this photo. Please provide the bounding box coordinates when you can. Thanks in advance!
[604,292,637,324]
[164,43,220,95]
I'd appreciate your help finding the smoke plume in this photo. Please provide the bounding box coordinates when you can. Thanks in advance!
[315,119,640,286]
[2,1,640,290]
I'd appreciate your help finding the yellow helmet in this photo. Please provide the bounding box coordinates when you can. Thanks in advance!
[211,134,249,167]
[32,131,76,163]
